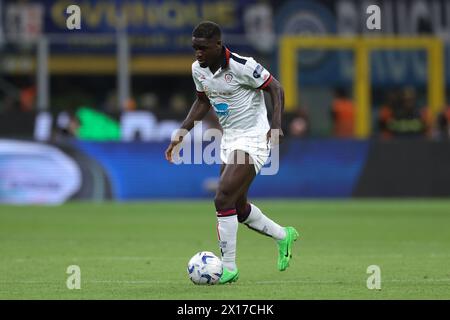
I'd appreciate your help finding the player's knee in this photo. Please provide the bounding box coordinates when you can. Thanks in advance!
[214,189,234,211]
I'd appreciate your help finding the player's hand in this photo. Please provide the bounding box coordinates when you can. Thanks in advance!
[267,128,284,145]
[165,137,183,163]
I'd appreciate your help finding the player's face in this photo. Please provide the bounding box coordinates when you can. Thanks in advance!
[192,37,222,68]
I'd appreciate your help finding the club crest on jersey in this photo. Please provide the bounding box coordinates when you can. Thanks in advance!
[253,64,264,78]
[224,73,233,83]
[213,102,229,116]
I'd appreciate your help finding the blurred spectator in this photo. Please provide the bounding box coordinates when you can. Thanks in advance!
[102,91,118,113]
[19,84,36,112]
[378,90,398,139]
[167,93,188,120]
[284,107,309,138]
[139,92,159,113]
[420,106,432,138]
[384,87,427,138]
[331,88,354,138]
[124,97,137,111]
[437,105,450,139]
[1,95,17,113]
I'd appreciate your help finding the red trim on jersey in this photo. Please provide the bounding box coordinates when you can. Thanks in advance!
[216,208,237,217]
[225,47,231,67]
[258,75,273,90]
[220,46,231,69]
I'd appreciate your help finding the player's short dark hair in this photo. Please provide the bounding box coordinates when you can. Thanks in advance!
[192,21,221,40]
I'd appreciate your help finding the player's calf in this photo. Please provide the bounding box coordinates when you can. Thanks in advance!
[236,202,251,223]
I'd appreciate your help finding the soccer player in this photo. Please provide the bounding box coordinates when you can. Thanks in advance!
[165,21,299,284]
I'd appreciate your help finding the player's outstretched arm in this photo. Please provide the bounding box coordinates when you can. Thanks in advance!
[263,77,285,144]
[165,94,211,163]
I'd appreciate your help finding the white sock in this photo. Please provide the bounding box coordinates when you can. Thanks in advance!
[217,214,238,271]
[244,204,286,241]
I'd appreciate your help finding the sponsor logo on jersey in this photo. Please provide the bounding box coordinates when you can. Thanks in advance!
[213,102,229,116]
[253,64,264,78]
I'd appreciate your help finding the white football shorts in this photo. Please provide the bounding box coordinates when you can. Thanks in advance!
[220,135,271,174]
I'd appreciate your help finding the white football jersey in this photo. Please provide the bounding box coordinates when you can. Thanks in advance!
[192,47,272,145]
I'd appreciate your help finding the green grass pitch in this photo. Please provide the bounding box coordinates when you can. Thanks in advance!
[0,200,449,299]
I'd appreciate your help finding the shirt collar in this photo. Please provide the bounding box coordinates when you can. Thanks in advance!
[221,46,231,69]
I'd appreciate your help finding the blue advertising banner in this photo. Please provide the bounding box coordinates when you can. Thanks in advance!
[72,139,370,200]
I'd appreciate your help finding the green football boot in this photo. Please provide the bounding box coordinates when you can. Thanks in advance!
[277,227,300,271]
[219,267,239,284]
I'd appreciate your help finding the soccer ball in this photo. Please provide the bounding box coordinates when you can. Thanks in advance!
[187,251,223,285]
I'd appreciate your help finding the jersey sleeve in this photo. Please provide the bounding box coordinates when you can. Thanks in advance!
[240,58,273,90]
[191,64,205,94]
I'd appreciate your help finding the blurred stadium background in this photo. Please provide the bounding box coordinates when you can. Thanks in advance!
[1,0,450,299]
[2,0,450,202]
